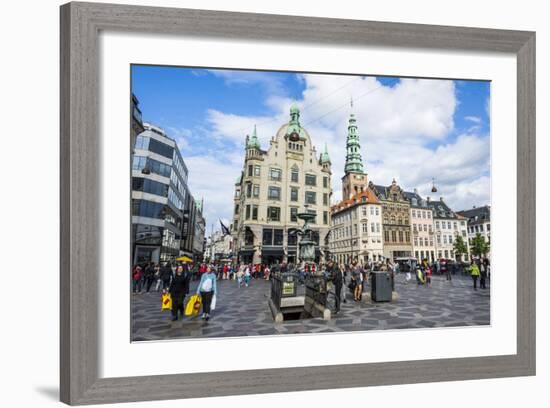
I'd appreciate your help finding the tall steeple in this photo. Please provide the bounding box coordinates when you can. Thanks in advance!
[344,98,364,174]
[246,124,260,149]
[341,99,368,199]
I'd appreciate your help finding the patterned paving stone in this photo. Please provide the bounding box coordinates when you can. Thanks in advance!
[131,273,490,341]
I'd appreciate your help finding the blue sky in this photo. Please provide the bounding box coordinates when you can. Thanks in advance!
[132,65,491,233]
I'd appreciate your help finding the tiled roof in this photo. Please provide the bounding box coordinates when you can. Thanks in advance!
[426,199,458,219]
[331,188,380,213]
[457,205,491,224]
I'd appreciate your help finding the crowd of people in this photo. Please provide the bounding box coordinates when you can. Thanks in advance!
[131,261,218,322]
[131,255,491,323]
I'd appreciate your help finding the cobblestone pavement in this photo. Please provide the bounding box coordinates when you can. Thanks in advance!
[131,274,490,341]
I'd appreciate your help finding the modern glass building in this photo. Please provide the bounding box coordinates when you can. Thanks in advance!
[131,123,194,264]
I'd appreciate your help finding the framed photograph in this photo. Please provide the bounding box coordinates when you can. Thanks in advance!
[60,2,535,405]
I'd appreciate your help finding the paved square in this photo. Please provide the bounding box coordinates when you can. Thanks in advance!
[131,274,490,341]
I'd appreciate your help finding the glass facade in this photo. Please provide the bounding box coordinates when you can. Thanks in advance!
[148,138,174,159]
[132,177,169,197]
[132,156,171,178]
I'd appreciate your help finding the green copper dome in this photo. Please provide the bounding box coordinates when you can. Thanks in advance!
[286,102,306,141]
[246,125,261,149]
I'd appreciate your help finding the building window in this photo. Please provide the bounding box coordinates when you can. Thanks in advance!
[305,191,317,205]
[487,223,491,231]
[305,174,317,186]
[262,229,273,245]
[274,229,284,246]
[414,237,418,246]
[412,209,416,218]
[391,231,397,242]
[290,207,298,222]
[245,205,251,220]
[254,165,261,176]
[252,184,260,198]
[288,231,298,246]
[371,223,375,233]
[291,169,299,183]
[398,231,404,242]
[148,138,174,159]
[384,230,390,242]
[268,186,281,200]
[454,222,458,230]
[424,237,429,246]
[252,205,258,220]
[323,176,329,188]
[354,225,358,236]
[323,211,328,225]
[363,223,369,234]
[246,183,252,198]
[234,204,239,215]
[323,193,329,206]
[270,168,282,181]
[307,210,317,224]
[290,187,299,202]
[132,177,169,197]
[405,231,410,242]
[427,212,431,218]
[248,165,253,177]
[447,221,451,229]
[134,135,150,150]
[267,206,280,221]
[375,207,379,216]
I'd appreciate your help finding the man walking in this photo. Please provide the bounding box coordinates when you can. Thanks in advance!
[327,259,343,313]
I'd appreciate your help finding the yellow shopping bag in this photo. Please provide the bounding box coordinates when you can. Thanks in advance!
[185,294,202,317]
[161,293,172,311]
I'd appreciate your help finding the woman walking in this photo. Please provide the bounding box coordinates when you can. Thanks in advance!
[470,262,481,290]
[169,265,191,321]
[197,266,217,321]
[351,262,363,302]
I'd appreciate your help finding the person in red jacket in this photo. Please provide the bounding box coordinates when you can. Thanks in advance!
[131,265,143,293]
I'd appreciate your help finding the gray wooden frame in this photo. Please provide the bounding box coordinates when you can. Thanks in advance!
[60,1,536,405]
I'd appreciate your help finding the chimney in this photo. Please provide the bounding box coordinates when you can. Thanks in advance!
[414,188,418,194]
[440,196,444,202]
[473,205,476,208]
[427,196,431,202]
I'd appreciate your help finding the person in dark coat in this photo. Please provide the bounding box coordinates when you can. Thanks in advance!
[169,265,191,321]
[159,262,173,290]
[327,260,343,313]
[143,262,156,292]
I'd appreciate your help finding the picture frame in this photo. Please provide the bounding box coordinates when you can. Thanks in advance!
[60,2,535,405]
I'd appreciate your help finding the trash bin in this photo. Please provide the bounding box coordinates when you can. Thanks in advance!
[371,271,392,302]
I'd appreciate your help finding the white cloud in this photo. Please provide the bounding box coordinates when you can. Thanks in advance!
[464,115,482,123]
[181,74,489,231]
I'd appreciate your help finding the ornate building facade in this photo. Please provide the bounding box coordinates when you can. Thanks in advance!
[371,180,413,261]
[231,104,332,265]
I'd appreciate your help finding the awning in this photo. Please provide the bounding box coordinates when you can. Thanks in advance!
[261,247,285,255]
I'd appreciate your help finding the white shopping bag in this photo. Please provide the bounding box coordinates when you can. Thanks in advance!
[211,294,217,310]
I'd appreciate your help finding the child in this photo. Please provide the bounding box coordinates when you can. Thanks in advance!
[425,266,432,288]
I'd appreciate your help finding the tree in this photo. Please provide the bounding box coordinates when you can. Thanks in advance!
[470,233,490,258]
[453,235,468,261]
